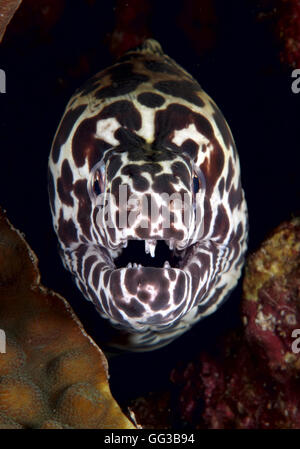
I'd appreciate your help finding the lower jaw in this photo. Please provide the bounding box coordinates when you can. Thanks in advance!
[98,264,192,331]
[94,242,194,330]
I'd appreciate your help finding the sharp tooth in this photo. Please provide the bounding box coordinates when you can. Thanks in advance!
[168,238,175,250]
[164,260,171,269]
[132,263,142,269]
[126,262,132,268]
[149,241,156,258]
[123,240,128,248]
[145,239,156,258]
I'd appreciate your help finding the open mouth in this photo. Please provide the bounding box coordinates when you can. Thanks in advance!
[113,239,193,270]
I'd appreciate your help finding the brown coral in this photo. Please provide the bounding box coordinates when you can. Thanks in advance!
[0,0,22,42]
[0,208,135,429]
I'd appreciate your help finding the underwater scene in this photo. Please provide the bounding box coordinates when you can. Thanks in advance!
[0,0,299,431]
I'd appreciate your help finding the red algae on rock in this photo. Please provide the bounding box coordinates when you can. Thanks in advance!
[255,0,300,67]
[129,391,172,429]
[0,208,135,429]
[242,218,300,382]
[171,219,300,429]
[277,0,300,67]
[170,330,300,428]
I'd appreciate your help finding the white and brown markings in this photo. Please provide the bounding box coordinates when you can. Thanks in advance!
[48,39,248,351]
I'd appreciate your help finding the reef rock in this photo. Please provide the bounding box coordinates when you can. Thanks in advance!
[171,218,300,429]
[242,218,300,383]
[255,0,300,67]
[0,208,135,429]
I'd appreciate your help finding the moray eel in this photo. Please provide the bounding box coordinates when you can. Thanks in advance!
[48,39,248,351]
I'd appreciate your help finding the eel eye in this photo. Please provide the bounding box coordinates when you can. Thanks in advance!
[193,173,200,195]
[88,160,107,202]
[93,168,105,196]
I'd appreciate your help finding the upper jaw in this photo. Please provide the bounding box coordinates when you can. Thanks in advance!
[119,237,190,257]
[107,236,195,272]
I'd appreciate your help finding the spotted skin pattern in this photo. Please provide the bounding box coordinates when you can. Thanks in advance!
[48,40,248,351]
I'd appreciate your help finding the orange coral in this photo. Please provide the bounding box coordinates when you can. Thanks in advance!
[0,208,135,429]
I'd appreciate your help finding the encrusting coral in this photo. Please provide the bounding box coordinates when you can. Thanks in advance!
[0,208,135,429]
[242,218,300,382]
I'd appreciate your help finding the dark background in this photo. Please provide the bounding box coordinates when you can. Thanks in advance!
[0,0,299,410]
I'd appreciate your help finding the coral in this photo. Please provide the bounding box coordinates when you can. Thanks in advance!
[277,0,300,66]
[129,392,171,429]
[242,218,300,382]
[0,208,135,429]
[0,0,22,42]
[255,0,300,67]
[171,331,300,429]
[2,0,65,40]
